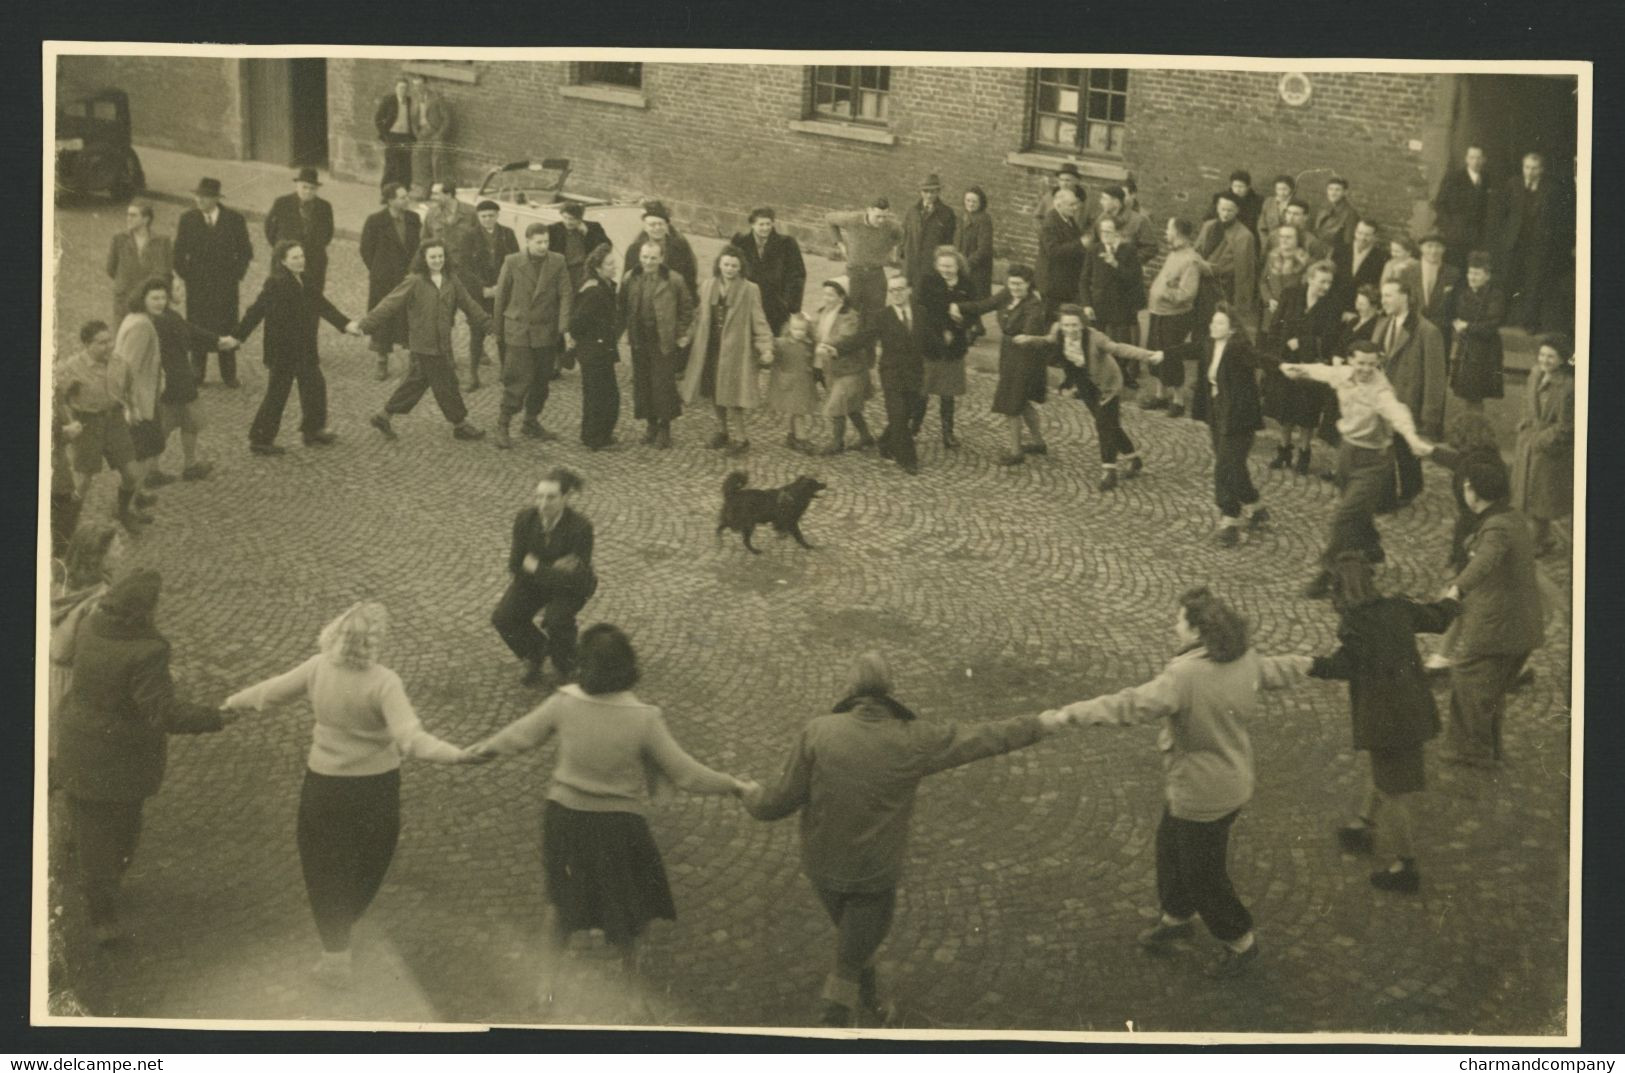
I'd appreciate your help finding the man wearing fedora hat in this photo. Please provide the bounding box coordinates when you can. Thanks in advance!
[265,168,335,294]
[625,201,699,295]
[1035,162,1085,236]
[900,174,956,292]
[174,177,253,388]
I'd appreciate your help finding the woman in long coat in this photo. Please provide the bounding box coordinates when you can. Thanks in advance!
[958,264,1052,466]
[681,246,775,456]
[954,187,995,340]
[915,247,974,447]
[570,243,622,450]
[813,280,878,454]
[618,243,695,450]
[1511,334,1575,555]
[231,240,355,453]
[1311,553,1458,895]
[56,569,231,945]
[1445,252,1507,408]
[106,202,173,326]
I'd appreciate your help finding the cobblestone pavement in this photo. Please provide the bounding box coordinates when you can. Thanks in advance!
[45,198,1574,1037]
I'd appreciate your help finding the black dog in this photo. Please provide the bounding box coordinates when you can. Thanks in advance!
[717,471,827,553]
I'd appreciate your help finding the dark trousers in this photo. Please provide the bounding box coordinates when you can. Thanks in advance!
[579,356,620,447]
[306,252,328,296]
[69,796,143,925]
[191,341,237,385]
[297,769,401,953]
[1155,807,1252,942]
[880,383,920,470]
[502,342,557,421]
[847,266,888,317]
[251,360,327,445]
[492,578,588,675]
[813,886,897,984]
[468,298,497,377]
[381,134,414,190]
[1087,395,1136,464]
[384,352,467,425]
[1148,312,1196,388]
[1326,442,1392,564]
[1211,429,1259,518]
[908,392,954,432]
[1102,321,1141,387]
[1392,437,1424,504]
[1448,652,1530,763]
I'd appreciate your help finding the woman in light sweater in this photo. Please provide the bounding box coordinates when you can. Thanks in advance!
[1047,587,1311,979]
[472,624,747,990]
[223,602,481,986]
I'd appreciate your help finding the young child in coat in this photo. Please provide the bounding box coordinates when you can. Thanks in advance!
[766,313,822,453]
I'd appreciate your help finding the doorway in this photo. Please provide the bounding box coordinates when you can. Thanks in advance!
[1451,74,1578,184]
[244,58,328,167]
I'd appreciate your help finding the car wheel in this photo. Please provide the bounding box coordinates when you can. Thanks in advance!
[109,149,144,202]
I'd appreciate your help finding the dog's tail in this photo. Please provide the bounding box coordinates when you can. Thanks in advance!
[722,470,750,496]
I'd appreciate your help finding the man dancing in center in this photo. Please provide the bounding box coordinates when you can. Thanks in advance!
[492,468,598,687]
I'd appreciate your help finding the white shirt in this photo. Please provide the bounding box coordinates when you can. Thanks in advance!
[1208,338,1228,389]
[203,209,218,227]
[1351,245,1372,275]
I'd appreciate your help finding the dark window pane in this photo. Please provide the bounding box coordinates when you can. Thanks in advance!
[580,62,641,88]
[1110,95,1126,122]
[1111,69,1128,91]
[1087,94,1110,120]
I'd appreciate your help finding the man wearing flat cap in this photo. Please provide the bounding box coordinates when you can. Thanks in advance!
[174,177,253,388]
[458,199,519,392]
[264,168,335,294]
[900,174,956,291]
[625,201,698,294]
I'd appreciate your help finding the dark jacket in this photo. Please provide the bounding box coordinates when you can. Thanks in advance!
[568,276,619,364]
[55,572,223,802]
[1490,176,1571,277]
[508,506,597,599]
[1445,282,1506,402]
[1428,443,1507,572]
[873,301,928,395]
[819,305,876,378]
[1332,243,1389,314]
[1311,597,1458,752]
[459,221,520,302]
[1434,167,1490,253]
[960,288,1049,367]
[373,92,415,140]
[546,219,612,288]
[1169,334,1265,434]
[1269,283,1340,364]
[954,209,995,298]
[358,272,489,358]
[173,206,253,332]
[626,230,699,295]
[900,199,957,290]
[1418,261,1463,342]
[359,208,423,307]
[1452,504,1544,658]
[1078,240,1145,326]
[151,309,217,405]
[1206,188,1264,235]
[493,250,573,348]
[916,271,974,363]
[264,194,335,272]
[746,694,1043,892]
[729,229,807,334]
[233,269,352,370]
[618,265,695,355]
[1036,208,1085,305]
[1373,311,1448,437]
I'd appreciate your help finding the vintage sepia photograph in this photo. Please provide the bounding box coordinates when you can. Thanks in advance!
[37,45,1587,1042]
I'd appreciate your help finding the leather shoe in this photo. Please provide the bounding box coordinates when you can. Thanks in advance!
[1205,941,1259,978]
[1137,918,1195,949]
[181,462,215,481]
[1215,526,1240,548]
[304,429,338,447]
[143,470,176,488]
[452,422,486,441]
[1022,442,1048,455]
[250,443,287,456]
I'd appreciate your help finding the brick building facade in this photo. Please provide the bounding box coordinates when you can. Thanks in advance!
[57,56,1579,268]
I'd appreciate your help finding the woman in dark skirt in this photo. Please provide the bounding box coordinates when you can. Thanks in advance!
[571,244,621,449]
[474,624,746,991]
[956,263,1052,465]
[1309,553,1459,894]
[914,247,974,447]
[954,187,994,341]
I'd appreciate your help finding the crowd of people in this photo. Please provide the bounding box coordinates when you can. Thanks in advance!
[46,128,1578,1028]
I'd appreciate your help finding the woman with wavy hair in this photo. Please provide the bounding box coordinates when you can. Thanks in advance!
[571,243,623,450]
[224,602,483,986]
[1049,586,1311,979]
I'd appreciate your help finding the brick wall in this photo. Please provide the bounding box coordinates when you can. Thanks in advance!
[327,61,1441,268]
[56,55,243,160]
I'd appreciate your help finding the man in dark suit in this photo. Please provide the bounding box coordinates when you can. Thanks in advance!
[173,177,253,387]
[874,272,927,475]
[492,469,598,687]
[1416,233,1462,349]
[373,76,416,191]
[1037,188,1086,319]
[731,207,806,336]
[1432,144,1490,272]
[492,223,573,447]
[1373,279,1447,508]
[458,200,519,393]
[1442,459,1544,767]
[264,167,335,294]
[1490,151,1571,330]
[1332,219,1388,315]
[545,202,611,291]
[899,174,957,291]
[358,182,422,380]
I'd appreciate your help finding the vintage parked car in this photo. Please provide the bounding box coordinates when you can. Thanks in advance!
[56,89,145,202]
[452,158,643,257]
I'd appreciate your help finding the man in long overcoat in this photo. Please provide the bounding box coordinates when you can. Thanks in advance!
[459,200,519,392]
[899,174,957,291]
[173,177,253,388]
[1489,152,1572,330]
[264,168,335,293]
[731,207,806,335]
[358,182,422,380]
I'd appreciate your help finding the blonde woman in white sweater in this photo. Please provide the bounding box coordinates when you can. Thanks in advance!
[223,602,484,986]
